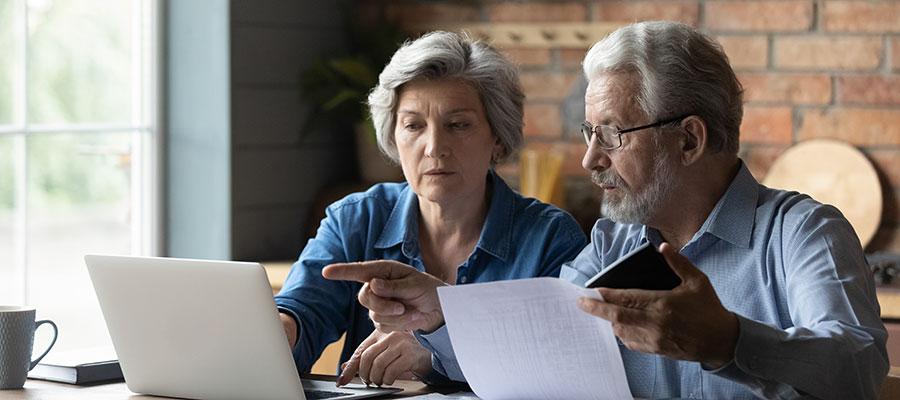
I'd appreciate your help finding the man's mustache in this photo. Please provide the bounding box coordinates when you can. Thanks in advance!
[591,170,623,187]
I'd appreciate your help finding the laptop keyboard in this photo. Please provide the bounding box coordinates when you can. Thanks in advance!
[304,389,354,399]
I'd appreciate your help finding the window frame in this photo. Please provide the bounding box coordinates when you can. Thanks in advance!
[0,0,163,305]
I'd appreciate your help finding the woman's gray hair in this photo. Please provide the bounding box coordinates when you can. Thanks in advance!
[583,21,743,155]
[367,31,524,164]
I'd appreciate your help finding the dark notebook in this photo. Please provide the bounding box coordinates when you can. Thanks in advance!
[28,347,124,385]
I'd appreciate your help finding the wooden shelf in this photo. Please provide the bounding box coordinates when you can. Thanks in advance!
[410,22,626,48]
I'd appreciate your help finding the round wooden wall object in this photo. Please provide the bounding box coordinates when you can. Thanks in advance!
[762,139,882,248]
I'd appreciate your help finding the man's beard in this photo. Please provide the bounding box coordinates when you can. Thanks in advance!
[591,151,676,224]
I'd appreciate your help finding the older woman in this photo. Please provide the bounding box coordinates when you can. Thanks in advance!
[275,31,586,387]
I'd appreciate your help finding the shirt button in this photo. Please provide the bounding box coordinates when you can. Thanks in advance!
[459,276,468,283]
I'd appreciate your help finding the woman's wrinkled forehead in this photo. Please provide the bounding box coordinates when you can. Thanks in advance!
[395,78,483,112]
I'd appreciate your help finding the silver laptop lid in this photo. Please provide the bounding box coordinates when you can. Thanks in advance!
[85,255,304,400]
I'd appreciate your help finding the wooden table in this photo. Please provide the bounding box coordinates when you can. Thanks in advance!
[6,375,431,399]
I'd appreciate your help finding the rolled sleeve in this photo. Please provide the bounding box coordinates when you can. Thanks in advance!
[274,204,355,372]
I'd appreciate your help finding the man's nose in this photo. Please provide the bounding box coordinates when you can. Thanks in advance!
[582,140,611,172]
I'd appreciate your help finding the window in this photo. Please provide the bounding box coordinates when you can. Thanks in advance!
[0,0,159,351]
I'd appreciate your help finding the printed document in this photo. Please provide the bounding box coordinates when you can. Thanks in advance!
[437,277,632,400]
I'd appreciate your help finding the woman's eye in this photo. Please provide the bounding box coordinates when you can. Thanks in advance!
[448,121,470,130]
[403,123,423,131]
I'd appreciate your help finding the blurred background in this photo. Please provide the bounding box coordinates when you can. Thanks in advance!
[0,0,898,360]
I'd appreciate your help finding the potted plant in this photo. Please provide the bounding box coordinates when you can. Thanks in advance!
[299,21,406,184]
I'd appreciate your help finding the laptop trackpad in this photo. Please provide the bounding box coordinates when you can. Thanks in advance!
[301,379,402,400]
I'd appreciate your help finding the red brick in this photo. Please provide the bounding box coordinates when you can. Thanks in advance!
[560,48,587,69]
[740,106,793,144]
[523,104,562,138]
[797,108,900,146]
[738,73,831,105]
[738,144,789,181]
[593,1,700,26]
[520,71,581,101]
[716,35,768,70]
[487,2,587,23]
[838,75,900,106]
[500,47,552,67]
[823,1,900,33]
[774,36,882,71]
[868,150,900,193]
[385,3,480,26]
[893,37,900,72]
[705,1,813,32]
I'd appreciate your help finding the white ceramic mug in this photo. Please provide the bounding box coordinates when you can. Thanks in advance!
[0,306,58,389]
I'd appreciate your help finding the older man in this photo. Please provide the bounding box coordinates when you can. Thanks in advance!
[563,21,887,399]
[325,21,888,399]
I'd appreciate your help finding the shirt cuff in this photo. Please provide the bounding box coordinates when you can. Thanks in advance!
[413,324,467,383]
[710,314,800,399]
[730,314,781,377]
[415,355,470,389]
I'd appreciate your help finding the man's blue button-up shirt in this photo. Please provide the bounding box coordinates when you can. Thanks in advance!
[562,162,888,399]
[274,171,587,378]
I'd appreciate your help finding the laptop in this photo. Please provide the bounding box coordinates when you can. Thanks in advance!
[85,255,401,400]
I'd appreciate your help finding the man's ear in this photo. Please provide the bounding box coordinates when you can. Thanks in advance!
[678,116,707,166]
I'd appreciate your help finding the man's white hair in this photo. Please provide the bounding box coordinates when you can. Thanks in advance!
[583,21,744,155]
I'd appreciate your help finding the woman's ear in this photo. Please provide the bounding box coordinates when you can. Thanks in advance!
[492,139,504,163]
[678,116,707,166]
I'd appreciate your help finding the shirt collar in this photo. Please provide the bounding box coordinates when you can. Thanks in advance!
[374,183,419,255]
[699,161,759,249]
[374,169,516,262]
[641,161,758,249]
[476,170,515,262]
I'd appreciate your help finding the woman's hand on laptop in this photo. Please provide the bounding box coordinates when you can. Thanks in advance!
[336,329,430,387]
[322,260,447,333]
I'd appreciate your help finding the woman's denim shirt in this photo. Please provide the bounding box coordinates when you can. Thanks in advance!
[274,170,587,381]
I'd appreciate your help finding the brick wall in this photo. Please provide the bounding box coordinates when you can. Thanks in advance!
[361,0,900,253]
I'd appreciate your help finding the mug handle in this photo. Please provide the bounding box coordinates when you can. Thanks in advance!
[29,320,59,370]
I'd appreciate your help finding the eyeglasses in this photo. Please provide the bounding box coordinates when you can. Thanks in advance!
[581,115,689,150]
